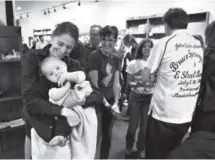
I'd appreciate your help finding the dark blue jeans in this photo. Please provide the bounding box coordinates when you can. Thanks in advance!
[126,92,152,151]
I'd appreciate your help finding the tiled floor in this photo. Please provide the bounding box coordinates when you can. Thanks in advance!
[109,119,128,159]
[0,119,129,159]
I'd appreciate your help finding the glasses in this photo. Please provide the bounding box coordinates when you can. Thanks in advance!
[101,37,115,44]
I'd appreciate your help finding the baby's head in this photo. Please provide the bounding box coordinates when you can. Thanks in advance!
[41,57,67,83]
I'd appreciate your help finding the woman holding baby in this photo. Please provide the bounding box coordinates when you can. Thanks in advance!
[22,22,102,159]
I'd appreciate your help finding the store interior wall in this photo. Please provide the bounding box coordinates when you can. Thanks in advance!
[17,0,215,43]
[0,0,7,25]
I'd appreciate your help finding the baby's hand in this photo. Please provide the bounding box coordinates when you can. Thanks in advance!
[58,73,68,87]
[64,81,71,88]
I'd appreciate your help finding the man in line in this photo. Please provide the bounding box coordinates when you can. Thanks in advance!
[142,8,204,158]
[82,25,102,72]
[36,35,48,49]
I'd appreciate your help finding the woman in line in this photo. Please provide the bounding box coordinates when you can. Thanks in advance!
[88,25,121,159]
[125,39,154,159]
[22,21,102,159]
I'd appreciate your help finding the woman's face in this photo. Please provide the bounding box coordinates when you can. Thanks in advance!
[50,34,75,59]
[101,35,115,56]
[142,42,152,59]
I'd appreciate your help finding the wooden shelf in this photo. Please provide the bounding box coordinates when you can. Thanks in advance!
[149,33,166,39]
[0,93,22,102]
[131,33,146,38]
[0,59,20,63]
[126,11,210,40]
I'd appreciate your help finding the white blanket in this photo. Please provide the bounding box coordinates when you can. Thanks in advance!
[31,128,71,159]
[69,106,97,159]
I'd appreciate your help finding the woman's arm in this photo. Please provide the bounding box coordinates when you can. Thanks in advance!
[113,70,121,103]
[22,51,62,116]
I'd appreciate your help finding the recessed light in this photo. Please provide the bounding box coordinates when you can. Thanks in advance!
[17,6,22,10]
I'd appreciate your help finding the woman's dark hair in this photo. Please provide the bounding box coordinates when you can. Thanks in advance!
[123,34,137,47]
[52,22,79,43]
[99,25,118,42]
[205,21,215,48]
[163,8,189,29]
[136,38,153,59]
[123,34,138,59]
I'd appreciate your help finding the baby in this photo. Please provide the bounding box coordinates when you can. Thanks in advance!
[38,57,97,159]
[41,57,92,146]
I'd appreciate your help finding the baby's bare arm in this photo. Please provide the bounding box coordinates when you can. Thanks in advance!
[50,82,71,102]
[66,71,86,83]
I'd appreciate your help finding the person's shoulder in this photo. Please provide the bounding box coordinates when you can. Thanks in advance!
[127,59,136,66]
[90,50,101,58]
[68,58,81,66]
[84,43,90,48]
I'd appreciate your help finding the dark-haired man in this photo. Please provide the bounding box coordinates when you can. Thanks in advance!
[82,25,102,72]
[142,8,204,158]
[36,35,48,49]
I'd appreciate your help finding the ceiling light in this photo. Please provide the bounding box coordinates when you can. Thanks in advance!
[16,6,22,10]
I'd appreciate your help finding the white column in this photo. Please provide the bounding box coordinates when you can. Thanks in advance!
[0,0,7,25]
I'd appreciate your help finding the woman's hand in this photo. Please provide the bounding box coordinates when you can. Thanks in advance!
[111,102,121,117]
[63,91,86,108]
[49,135,68,147]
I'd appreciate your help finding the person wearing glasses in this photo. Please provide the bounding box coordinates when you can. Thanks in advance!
[88,25,121,159]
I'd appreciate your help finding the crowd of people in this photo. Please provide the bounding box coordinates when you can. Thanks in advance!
[21,7,215,159]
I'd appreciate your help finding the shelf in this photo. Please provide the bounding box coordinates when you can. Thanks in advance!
[131,34,146,38]
[0,59,20,63]
[0,93,22,102]
[149,33,166,39]
[0,119,25,132]
[126,11,210,40]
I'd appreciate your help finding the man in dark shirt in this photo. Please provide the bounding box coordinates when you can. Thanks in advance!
[82,25,102,71]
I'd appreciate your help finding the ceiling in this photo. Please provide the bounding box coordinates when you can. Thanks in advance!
[14,0,74,15]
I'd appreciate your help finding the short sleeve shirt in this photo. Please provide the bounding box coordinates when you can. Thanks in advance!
[88,50,120,89]
[126,59,154,94]
[147,29,204,124]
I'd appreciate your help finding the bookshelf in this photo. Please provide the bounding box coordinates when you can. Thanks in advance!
[126,11,210,40]
[0,26,24,158]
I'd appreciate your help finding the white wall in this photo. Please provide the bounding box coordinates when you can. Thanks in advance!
[18,0,215,41]
[0,0,7,25]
